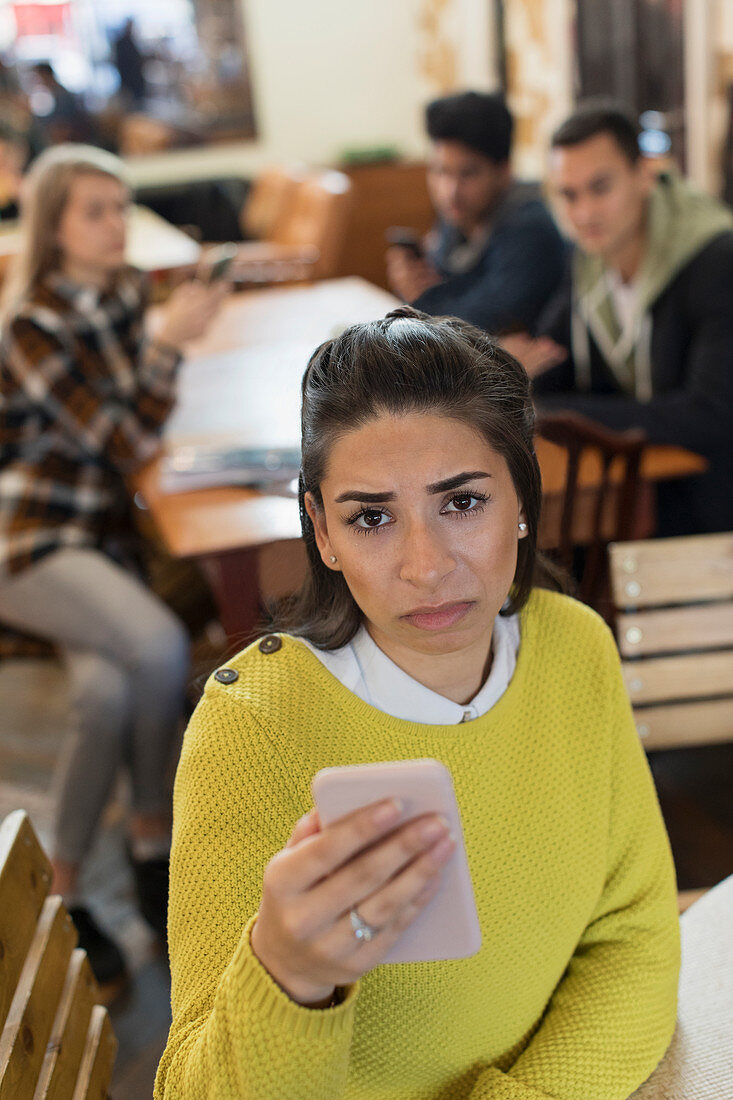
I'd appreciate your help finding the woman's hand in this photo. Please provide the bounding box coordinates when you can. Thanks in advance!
[250,800,455,1007]
[153,279,229,351]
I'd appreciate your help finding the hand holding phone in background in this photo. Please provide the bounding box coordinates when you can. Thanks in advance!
[385,227,442,303]
[151,244,235,351]
[250,760,479,1008]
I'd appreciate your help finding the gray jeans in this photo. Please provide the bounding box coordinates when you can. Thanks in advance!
[0,548,189,864]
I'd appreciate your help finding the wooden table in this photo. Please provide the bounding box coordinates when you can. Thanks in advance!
[136,277,707,639]
[0,205,200,278]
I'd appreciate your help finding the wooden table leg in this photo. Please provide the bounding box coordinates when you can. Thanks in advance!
[199,549,262,646]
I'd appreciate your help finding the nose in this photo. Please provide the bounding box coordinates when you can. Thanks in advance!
[446,178,461,206]
[570,195,598,229]
[399,519,456,589]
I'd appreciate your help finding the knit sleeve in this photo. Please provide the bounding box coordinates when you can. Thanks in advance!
[469,631,680,1100]
[154,679,358,1099]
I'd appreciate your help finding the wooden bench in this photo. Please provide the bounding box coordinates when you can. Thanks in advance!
[0,810,117,1099]
[609,532,733,912]
[609,532,733,750]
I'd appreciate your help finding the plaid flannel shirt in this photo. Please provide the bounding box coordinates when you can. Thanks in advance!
[0,265,181,658]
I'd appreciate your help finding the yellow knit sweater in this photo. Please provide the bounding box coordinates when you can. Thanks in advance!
[155,590,679,1099]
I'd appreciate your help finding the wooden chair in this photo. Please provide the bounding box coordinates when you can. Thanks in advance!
[234,169,353,284]
[0,810,117,1099]
[609,531,733,751]
[536,411,648,610]
[239,164,306,241]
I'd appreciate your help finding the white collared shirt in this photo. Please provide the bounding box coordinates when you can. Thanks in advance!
[300,613,520,725]
[605,268,640,338]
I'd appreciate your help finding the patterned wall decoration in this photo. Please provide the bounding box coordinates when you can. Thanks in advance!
[502,0,574,176]
[417,0,459,93]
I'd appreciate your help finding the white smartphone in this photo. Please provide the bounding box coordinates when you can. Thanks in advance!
[311,759,482,964]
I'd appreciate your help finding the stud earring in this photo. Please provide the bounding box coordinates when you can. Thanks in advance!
[329,555,337,563]
[518,522,527,532]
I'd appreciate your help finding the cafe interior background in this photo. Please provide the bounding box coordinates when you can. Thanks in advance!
[1,1,732,1096]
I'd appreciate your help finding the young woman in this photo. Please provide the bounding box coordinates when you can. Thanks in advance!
[156,308,679,1099]
[0,144,227,989]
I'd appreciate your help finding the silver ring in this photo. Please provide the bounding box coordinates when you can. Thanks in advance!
[349,907,377,944]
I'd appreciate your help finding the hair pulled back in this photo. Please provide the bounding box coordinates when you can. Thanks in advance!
[275,307,544,648]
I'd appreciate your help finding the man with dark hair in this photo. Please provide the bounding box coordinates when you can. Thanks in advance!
[524,100,733,536]
[386,90,565,335]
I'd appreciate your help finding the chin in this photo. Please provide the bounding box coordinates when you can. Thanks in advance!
[577,233,609,254]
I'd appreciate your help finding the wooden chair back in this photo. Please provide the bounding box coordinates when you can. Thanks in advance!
[609,532,733,749]
[239,164,306,241]
[271,169,353,278]
[536,411,647,607]
[0,810,117,1099]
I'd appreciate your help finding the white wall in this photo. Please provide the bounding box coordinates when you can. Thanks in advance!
[127,0,498,187]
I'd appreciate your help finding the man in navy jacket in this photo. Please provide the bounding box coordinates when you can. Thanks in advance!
[386,91,565,336]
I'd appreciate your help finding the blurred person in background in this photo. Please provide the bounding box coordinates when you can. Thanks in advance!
[518,101,733,537]
[0,144,228,992]
[32,62,98,146]
[386,90,566,336]
[0,122,28,220]
[112,18,148,108]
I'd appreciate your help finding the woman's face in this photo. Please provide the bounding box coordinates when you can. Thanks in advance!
[55,172,129,279]
[306,411,527,668]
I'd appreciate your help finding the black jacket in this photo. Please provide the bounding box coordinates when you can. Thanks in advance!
[414,185,566,336]
[534,232,733,536]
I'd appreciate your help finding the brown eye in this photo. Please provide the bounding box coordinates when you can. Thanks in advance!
[363,509,384,526]
[441,492,487,516]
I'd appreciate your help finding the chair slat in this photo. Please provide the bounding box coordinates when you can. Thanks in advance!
[33,949,96,1100]
[71,1007,117,1100]
[610,533,733,608]
[622,651,733,706]
[0,896,77,1100]
[0,812,51,1031]
[617,602,733,656]
[632,697,733,748]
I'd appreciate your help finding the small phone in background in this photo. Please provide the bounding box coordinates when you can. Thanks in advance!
[312,758,481,964]
[385,226,424,260]
[204,242,239,284]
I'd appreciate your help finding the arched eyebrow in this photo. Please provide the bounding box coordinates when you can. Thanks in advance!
[333,471,492,504]
[426,470,491,494]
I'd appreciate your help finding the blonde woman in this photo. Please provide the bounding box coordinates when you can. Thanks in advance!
[0,144,227,992]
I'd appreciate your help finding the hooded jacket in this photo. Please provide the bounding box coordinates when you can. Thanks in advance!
[534,173,733,536]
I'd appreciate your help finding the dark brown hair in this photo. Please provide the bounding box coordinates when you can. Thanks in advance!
[551,99,642,164]
[425,90,513,164]
[275,307,548,648]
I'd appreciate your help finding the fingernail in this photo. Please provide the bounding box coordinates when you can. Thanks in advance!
[420,815,449,843]
[430,834,455,863]
[415,879,438,904]
[372,799,402,826]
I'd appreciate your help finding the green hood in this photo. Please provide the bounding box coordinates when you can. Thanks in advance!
[571,172,733,397]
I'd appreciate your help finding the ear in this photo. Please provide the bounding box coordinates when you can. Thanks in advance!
[304,491,340,570]
[638,156,658,197]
